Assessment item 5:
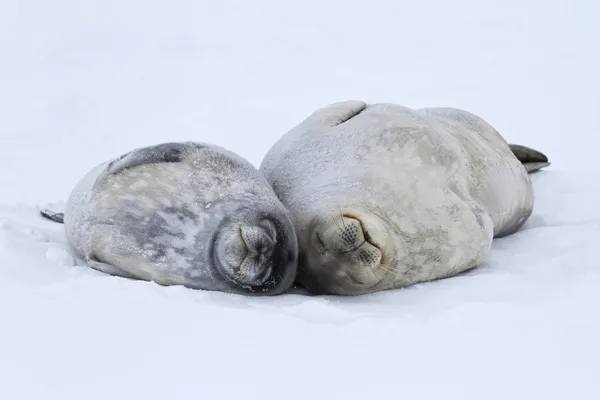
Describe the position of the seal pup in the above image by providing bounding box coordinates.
[259,100,550,296]
[40,141,298,295]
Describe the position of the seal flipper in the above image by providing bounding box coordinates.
[509,144,551,173]
[40,209,64,224]
[108,142,205,174]
[305,100,367,127]
[86,258,139,280]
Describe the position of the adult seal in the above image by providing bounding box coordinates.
[40,141,298,295]
[259,100,550,296]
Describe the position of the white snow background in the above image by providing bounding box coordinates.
[1,1,599,399]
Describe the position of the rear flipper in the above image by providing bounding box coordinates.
[509,144,551,173]
[40,209,64,224]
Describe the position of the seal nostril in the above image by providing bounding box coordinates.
[259,218,277,242]
[363,229,374,244]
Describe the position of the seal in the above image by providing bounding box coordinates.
[40,141,298,295]
[259,100,550,296]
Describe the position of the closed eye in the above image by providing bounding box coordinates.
[316,232,325,248]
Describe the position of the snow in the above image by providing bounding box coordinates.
[1,0,599,399]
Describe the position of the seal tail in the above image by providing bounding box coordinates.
[40,209,65,224]
[509,144,551,173]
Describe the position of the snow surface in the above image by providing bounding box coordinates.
[1,1,599,399]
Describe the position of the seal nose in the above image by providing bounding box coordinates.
[240,219,276,258]
[311,214,383,289]
[231,219,279,286]
[316,215,366,253]
[214,212,297,295]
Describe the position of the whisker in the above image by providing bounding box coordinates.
[380,264,396,274]
[378,265,394,274]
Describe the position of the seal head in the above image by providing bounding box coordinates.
[296,206,398,295]
[210,205,298,294]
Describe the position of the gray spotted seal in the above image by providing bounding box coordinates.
[40,141,298,295]
[259,100,550,296]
